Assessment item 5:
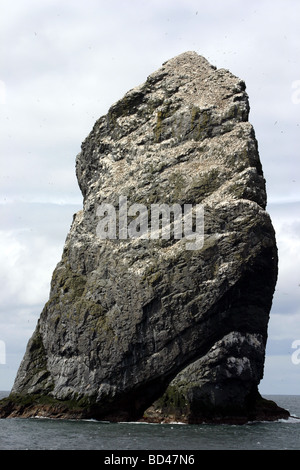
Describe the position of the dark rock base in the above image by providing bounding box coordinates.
[0,392,290,424]
[141,395,290,425]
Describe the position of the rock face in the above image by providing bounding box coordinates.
[1,52,289,422]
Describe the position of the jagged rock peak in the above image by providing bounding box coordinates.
[76,51,252,202]
[0,52,289,423]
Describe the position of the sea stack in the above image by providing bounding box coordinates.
[0,52,289,423]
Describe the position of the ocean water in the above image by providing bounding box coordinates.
[0,392,299,451]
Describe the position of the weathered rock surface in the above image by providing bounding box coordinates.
[0,52,289,422]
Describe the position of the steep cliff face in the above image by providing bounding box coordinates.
[1,52,289,422]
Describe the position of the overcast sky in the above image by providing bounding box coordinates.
[1,0,299,395]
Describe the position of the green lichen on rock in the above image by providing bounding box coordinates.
[11,325,54,396]
[154,102,176,142]
[27,329,49,376]
[190,106,212,141]
[150,384,190,420]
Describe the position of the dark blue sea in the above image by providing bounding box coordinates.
[0,392,299,451]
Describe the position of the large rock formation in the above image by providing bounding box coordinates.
[0,52,289,423]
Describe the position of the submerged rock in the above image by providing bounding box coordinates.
[0,52,289,422]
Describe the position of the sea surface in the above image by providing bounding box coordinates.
[0,392,299,451]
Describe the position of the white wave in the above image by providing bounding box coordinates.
[279,415,300,423]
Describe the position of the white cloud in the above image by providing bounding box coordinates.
[0,229,57,307]
[259,354,300,395]
[269,203,300,308]
[0,202,80,307]
[270,315,300,344]
[0,202,80,389]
